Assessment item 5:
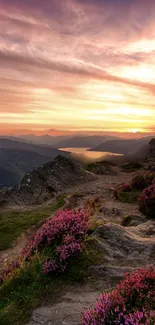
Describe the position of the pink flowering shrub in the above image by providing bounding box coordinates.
[82,267,155,325]
[0,209,91,285]
[139,184,155,218]
[24,209,90,275]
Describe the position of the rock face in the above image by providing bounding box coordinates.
[121,214,148,227]
[92,222,155,267]
[26,290,101,325]
[0,155,94,206]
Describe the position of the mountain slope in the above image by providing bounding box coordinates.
[0,149,55,187]
[0,139,70,187]
[55,135,119,148]
[89,137,152,154]
[0,138,70,157]
[15,134,73,146]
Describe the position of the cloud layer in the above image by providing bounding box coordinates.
[0,0,155,134]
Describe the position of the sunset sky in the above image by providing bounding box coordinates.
[1,0,155,135]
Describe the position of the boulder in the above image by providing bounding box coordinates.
[92,223,155,267]
[121,214,148,227]
[128,220,155,238]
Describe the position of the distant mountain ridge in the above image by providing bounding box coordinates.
[54,135,119,148]
[0,138,70,156]
[89,137,153,155]
[7,134,120,147]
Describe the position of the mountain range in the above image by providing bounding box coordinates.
[5,134,119,148]
[89,137,153,155]
[0,135,154,188]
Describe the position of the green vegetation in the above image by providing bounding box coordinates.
[0,196,65,251]
[0,239,103,325]
[120,162,143,173]
[117,190,141,203]
[86,160,116,172]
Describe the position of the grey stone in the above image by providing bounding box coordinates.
[0,155,95,206]
[92,222,155,267]
[121,214,148,227]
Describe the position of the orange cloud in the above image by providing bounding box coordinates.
[0,0,155,134]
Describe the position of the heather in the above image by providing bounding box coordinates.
[114,172,155,205]
[82,267,155,325]
[23,209,91,275]
[139,184,155,218]
[0,208,102,324]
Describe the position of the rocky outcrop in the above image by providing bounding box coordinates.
[0,155,94,206]
[121,214,148,227]
[92,222,155,267]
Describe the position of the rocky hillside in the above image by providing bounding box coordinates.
[0,138,70,187]
[89,137,152,154]
[0,155,94,206]
[0,165,154,325]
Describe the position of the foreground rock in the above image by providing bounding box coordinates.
[26,220,155,325]
[121,214,148,227]
[26,289,101,325]
[92,222,155,267]
[0,155,95,206]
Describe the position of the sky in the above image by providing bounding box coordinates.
[1,0,155,135]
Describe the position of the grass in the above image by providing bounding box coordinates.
[0,239,103,325]
[0,196,65,251]
[120,162,143,173]
[117,190,141,203]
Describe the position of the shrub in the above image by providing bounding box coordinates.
[114,183,134,202]
[138,184,155,218]
[144,172,155,187]
[0,209,91,285]
[23,209,90,275]
[121,162,143,172]
[131,175,145,190]
[82,266,155,325]
[114,183,131,198]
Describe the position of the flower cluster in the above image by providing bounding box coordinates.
[114,172,155,206]
[82,267,155,325]
[139,184,155,217]
[24,209,90,275]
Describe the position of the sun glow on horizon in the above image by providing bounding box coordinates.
[131,129,140,133]
[0,0,155,134]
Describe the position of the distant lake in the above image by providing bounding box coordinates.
[59,147,122,163]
